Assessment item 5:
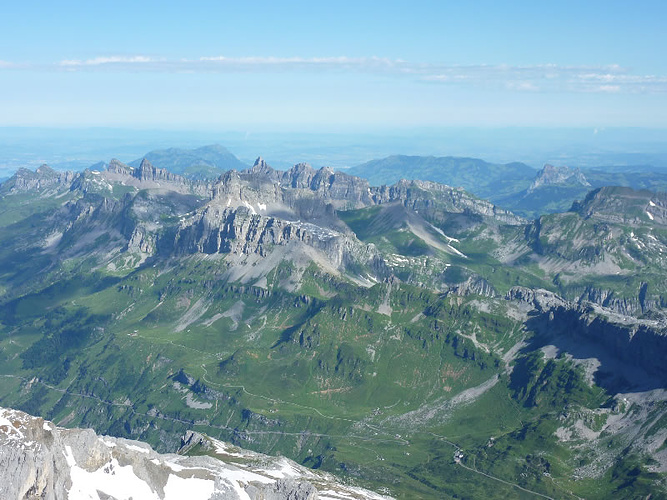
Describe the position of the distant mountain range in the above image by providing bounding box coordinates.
[347,155,536,201]
[348,155,667,217]
[28,143,667,219]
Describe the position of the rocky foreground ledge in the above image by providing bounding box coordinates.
[0,407,390,500]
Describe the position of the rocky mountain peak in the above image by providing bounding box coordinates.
[107,158,133,175]
[130,157,188,184]
[529,164,591,192]
[2,164,75,194]
[35,164,56,176]
[137,158,161,180]
[139,157,154,170]
[571,185,667,225]
[252,156,269,170]
[246,156,278,179]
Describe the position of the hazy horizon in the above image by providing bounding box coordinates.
[1,125,667,178]
[1,1,666,129]
[2,2,666,175]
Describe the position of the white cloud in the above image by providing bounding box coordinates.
[1,54,665,94]
[60,56,158,67]
[505,81,540,92]
[597,85,622,93]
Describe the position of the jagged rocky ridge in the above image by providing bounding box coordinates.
[5,157,667,308]
[1,157,523,286]
[1,165,76,195]
[0,406,389,500]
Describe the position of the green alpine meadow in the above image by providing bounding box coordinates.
[1,154,667,498]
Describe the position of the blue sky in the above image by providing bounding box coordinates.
[1,0,666,129]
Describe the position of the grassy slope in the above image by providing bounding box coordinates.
[0,257,661,498]
[0,187,665,498]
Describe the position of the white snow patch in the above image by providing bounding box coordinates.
[43,422,52,431]
[446,244,466,258]
[647,211,654,220]
[264,459,300,479]
[102,439,117,448]
[165,461,186,472]
[125,443,150,454]
[218,467,273,485]
[226,198,231,207]
[213,440,246,458]
[258,202,267,211]
[68,457,160,500]
[650,200,657,207]
[163,474,215,500]
[320,490,386,500]
[242,201,256,214]
[64,445,76,467]
[427,221,460,243]
[389,254,409,264]
[0,414,24,439]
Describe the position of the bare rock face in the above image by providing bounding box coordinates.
[102,158,208,195]
[370,179,525,225]
[505,286,569,311]
[532,303,667,382]
[528,164,590,193]
[279,163,373,208]
[171,205,387,278]
[0,407,390,500]
[506,286,667,383]
[0,164,75,195]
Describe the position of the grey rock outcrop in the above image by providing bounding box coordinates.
[171,205,388,277]
[0,407,390,500]
[505,286,569,311]
[102,158,210,195]
[528,164,590,193]
[0,164,75,195]
[370,179,525,225]
[506,286,667,383]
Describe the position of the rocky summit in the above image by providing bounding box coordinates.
[0,406,389,500]
[528,164,591,193]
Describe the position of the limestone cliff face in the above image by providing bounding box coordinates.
[571,186,667,225]
[370,179,525,225]
[225,158,374,213]
[279,163,373,208]
[1,164,75,195]
[0,407,388,500]
[528,164,590,193]
[171,205,386,275]
[541,304,667,382]
[102,158,210,196]
[573,284,667,317]
[506,286,667,382]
